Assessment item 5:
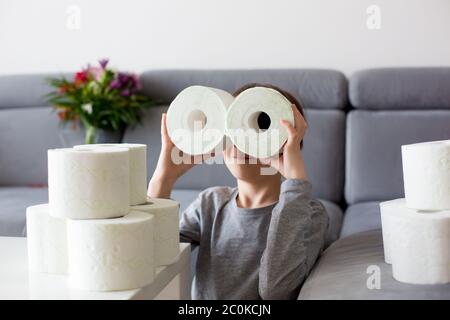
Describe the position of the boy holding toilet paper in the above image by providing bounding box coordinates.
[148,84,328,300]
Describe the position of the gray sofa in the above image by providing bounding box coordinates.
[300,68,450,299]
[1,68,449,299]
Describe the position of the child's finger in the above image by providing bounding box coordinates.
[161,113,174,146]
[161,113,168,137]
[280,119,298,142]
[160,114,167,144]
[162,113,169,135]
[160,113,165,135]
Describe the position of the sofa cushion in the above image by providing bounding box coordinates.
[0,73,72,109]
[340,202,381,239]
[0,187,49,236]
[345,110,450,204]
[350,68,450,110]
[0,107,70,185]
[298,230,450,300]
[139,69,347,110]
[303,110,345,203]
[124,107,345,203]
[1,187,342,247]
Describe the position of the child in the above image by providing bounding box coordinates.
[148,83,328,300]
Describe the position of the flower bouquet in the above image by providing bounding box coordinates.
[47,59,156,144]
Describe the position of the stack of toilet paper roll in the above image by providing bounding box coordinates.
[380,140,450,284]
[166,85,294,158]
[26,143,180,292]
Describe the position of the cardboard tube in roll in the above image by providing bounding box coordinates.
[133,198,180,266]
[67,211,155,291]
[166,86,234,155]
[402,140,450,210]
[74,143,147,205]
[26,204,67,274]
[48,147,130,219]
[226,87,294,158]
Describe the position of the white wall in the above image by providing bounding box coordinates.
[1,0,449,76]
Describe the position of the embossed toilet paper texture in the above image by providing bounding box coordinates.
[48,148,130,219]
[26,204,68,274]
[126,144,148,205]
[74,143,148,205]
[167,86,234,155]
[133,198,180,266]
[67,211,155,291]
[226,87,294,158]
[402,140,450,210]
[380,198,450,285]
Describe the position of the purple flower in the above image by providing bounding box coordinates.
[121,88,131,97]
[99,58,109,69]
[110,71,141,94]
[110,79,121,90]
[118,72,129,84]
[131,74,140,90]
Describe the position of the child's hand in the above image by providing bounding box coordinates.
[261,104,308,180]
[148,113,210,198]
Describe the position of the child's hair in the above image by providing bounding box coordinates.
[233,83,306,148]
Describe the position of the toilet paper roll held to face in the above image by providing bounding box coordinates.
[26,204,68,274]
[133,198,180,266]
[166,86,234,155]
[74,143,147,206]
[226,87,294,159]
[67,211,155,291]
[402,140,450,211]
[48,147,130,219]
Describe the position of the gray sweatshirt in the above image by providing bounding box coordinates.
[179,179,328,300]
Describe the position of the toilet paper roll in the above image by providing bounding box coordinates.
[226,87,294,158]
[26,204,67,274]
[133,198,180,266]
[379,200,398,264]
[402,140,450,210]
[48,147,130,219]
[166,86,234,155]
[381,198,450,285]
[67,211,155,291]
[74,143,147,205]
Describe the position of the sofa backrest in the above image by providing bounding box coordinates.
[123,69,347,203]
[4,68,449,206]
[0,73,77,186]
[345,68,450,205]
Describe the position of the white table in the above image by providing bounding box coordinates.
[0,237,191,300]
